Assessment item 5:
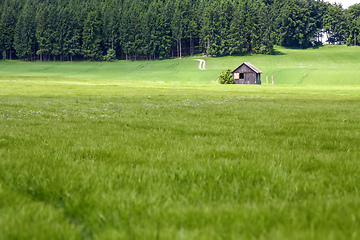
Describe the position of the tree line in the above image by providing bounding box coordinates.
[1,0,359,61]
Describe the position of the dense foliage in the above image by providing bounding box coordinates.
[218,69,233,84]
[0,0,359,61]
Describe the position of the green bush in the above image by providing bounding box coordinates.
[218,69,233,84]
[104,48,116,62]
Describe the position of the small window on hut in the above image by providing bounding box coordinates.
[234,73,239,79]
[240,73,244,79]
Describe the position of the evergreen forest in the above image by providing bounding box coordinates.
[1,0,360,61]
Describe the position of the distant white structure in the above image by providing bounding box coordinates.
[325,0,359,9]
[316,29,345,45]
[317,29,328,44]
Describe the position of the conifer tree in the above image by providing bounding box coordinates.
[102,0,120,53]
[82,10,103,60]
[0,0,19,59]
[323,3,348,44]
[159,0,173,58]
[14,0,36,60]
[172,0,185,58]
[61,4,82,61]
[228,2,246,55]
[346,4,360,46]
[36,3,52,61]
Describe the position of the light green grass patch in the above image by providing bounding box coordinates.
[1,45,360,85]
[0,58,217,84]
[207,45,360,85]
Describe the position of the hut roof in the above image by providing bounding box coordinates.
[231,62,262,74]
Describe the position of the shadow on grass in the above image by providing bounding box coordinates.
[272,49,286,55]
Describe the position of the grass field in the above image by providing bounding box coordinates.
[1,45,360,85]
[1,46,360,239]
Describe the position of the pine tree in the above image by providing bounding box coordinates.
[323,3,348,44]
[36,3,52,61]
[219,0,233,56]
[0,0,19,59]
[50,4,61,60]
[102,0,120,54]
[120,0,143,60]
[158,0,172,58]
[257,2,274,54]
[228,1,246,55]
[82,10,103,60]
[172,0,184,58]
[201,1,221,56]
[14,0,36,60]
[277,0,316,47]
[186,0,199,56]
[65,2,82,61]
[346,4,360,46]
[142,0,157,59]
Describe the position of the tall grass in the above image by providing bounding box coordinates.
[1,80,360,239]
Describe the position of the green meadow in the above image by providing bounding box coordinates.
[1,45,360,84]
[1,46,360,239]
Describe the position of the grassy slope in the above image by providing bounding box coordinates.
[208,45,360,85]
[1,45,360,85]
[0,58,215,84]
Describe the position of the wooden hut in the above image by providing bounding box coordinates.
[232,62,262,84]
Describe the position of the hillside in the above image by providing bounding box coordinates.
[1,45,360,85]
[219,45,360,85]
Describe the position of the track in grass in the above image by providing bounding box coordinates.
[193,59,206,70]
